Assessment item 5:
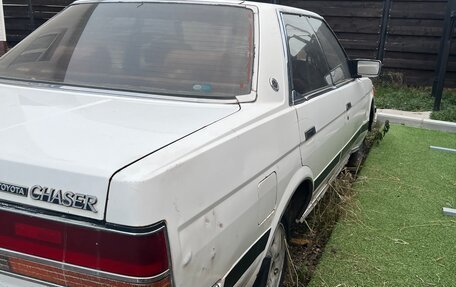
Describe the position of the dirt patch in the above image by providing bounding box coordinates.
[283,124,385,287]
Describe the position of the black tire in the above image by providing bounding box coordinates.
[347,141,367,171]
[368,100,376,132]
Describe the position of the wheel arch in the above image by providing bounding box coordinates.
[281,177,313,236]
[274,166,315,236]
[252,166,314,287]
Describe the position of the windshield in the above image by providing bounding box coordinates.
[0,3,254,99]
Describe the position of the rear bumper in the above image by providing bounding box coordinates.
[0,271,56,287]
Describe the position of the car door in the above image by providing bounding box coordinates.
[308,17,370,155]
[281,13,349,190]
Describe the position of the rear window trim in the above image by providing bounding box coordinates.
[71,1,259,102]
[0,77,243,104]
[0,2,258,102]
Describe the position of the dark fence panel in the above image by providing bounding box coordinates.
[280,0,455,87]
[3,0,72,46]
[284,0,383,59]
[2,0,455,87]
[383,0,456,86]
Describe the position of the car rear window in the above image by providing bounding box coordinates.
[0,3,254,99]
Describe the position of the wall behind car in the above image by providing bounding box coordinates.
[2,0,72,46]
[0,0,6,55]
[2,0,455,87]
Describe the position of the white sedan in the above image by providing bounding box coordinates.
[0,1,380,287]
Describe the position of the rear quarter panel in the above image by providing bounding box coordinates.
[107,104,301,287]
[106,6,304,287]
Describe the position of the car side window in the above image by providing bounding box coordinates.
[307,18,351,85]
[282,14,332,96]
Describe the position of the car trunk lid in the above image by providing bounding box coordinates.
[0,82,239,220]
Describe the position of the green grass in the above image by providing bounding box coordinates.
[374,83,456,122]
[308,125,456,287]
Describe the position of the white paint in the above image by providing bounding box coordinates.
[0,0,5,42]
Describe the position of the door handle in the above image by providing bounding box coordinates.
[346,102,352,111]
[305,126,316,141]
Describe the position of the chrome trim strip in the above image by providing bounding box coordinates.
[0,1,258,105]
[276,10,294,105]
[0,248,170,284]
[60,84,241,104]
[0,78,239,104]
[162,222,176,286]
[74,0,244,5]
[0,204,163,236]
[236,3,259,103]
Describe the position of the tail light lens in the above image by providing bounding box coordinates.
[0,209,171,286]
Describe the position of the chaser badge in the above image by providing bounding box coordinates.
[30,185,98,213]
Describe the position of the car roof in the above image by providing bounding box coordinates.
[71,0,323,19]
[73,0,244,4]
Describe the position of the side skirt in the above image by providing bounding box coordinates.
[299,121,369,222]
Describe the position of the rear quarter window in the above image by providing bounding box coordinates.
[307,18,352,85]
[282,14,332,96]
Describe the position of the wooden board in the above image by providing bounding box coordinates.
[286,0,383,17]
[383,57,456,71]
[345,49,379,59]
[390,1,447,19]
[388,19,444,36]
[385,35,456,54]
[325,16,382,34]
[382,67,456,86]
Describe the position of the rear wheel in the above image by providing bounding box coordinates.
[266,223,287,287]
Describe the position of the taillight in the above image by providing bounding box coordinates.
[0,209,172,286]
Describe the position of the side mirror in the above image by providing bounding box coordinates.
[349,59,382,78]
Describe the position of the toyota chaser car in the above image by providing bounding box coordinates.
[0,1,380,287]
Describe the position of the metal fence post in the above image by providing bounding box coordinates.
[0,0,6,56]
[377,0,392,61]
[431,0,456,111]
